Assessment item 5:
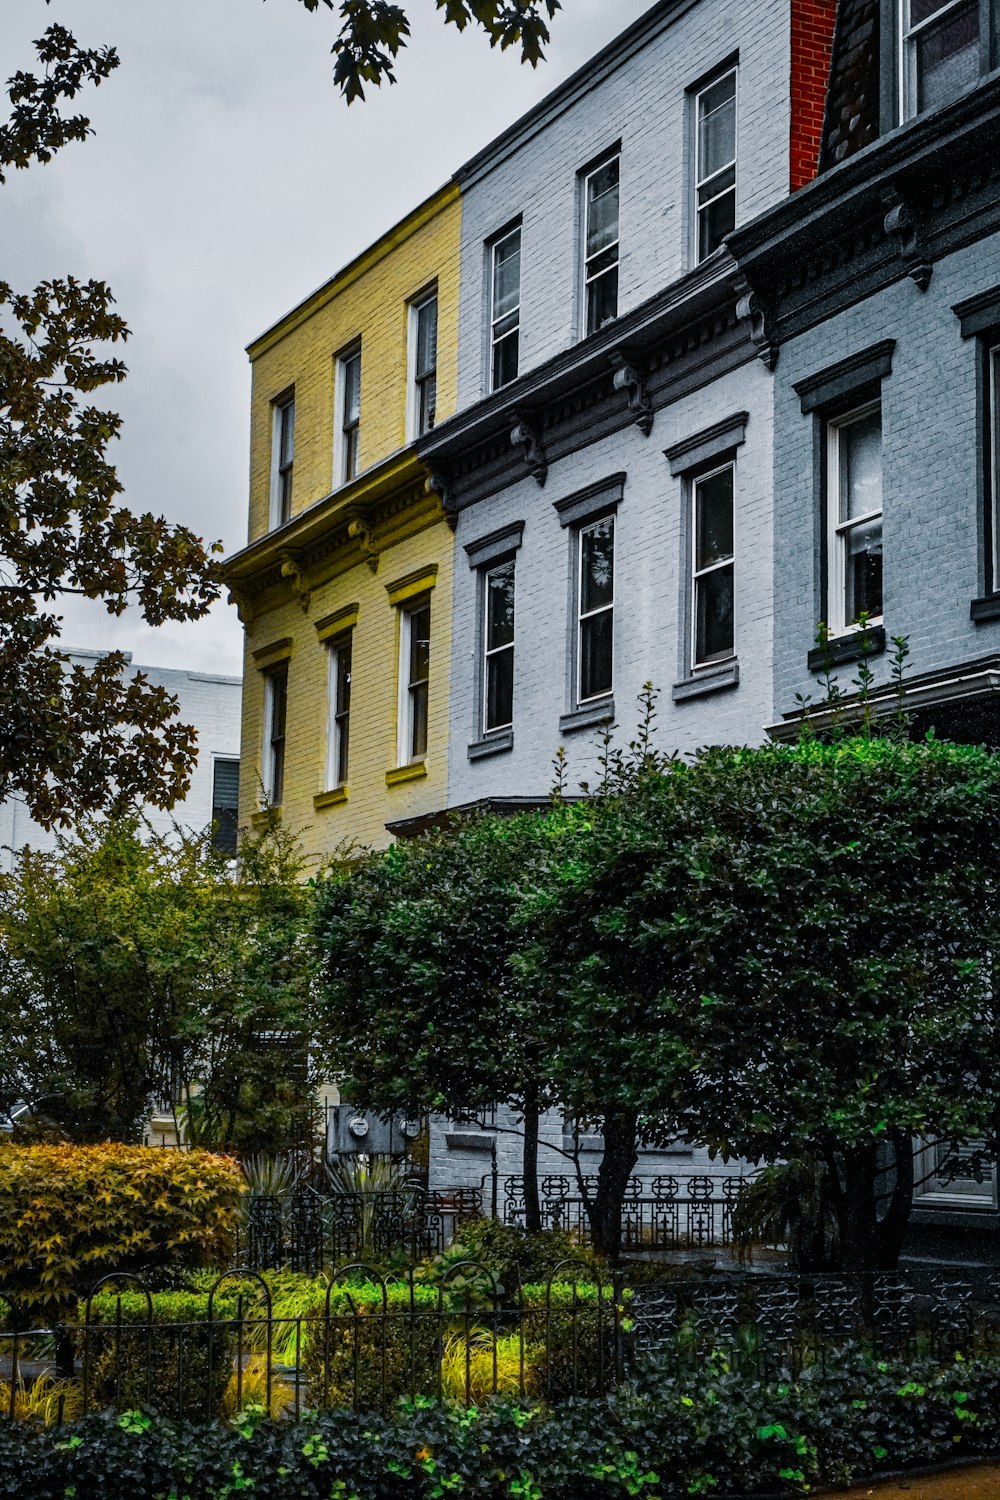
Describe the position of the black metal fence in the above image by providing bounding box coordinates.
[501,1173,751,1251]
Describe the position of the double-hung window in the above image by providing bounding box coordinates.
[263,661,288,805]
[901,0,981,117]
[582,154,620,336]
[827,402,884,632]
[326,634,352,789]
[577,515,615,703]
[410,290,438,437]
[398,598,430,763]
[483,558,515,734]
[211,758,240,856]
[339,346,362,484]
[270,391,295,527]
[489,226,521,392]
[692,464,736,667]
[694,67,737,263]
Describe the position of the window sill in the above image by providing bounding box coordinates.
[386,760,428,788]
[468,729,513,761]
[314,786,348,811]
[251,807,281,828]
[672,659,739,702]
[971,593,1000,623]
[807,625,886,672]
[559,697,615,735]
[444,1131,496,1152]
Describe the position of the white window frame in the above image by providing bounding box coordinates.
[826,400,884,636]
[334,345,362,487]
[488,225,521,394]
[576,514,615,706]
[407,287,439,441]
[899,0,981,120]
[325,633,352,790]
[581,152,620,338]
[693,65,738,265]
[262,662,288,805]
[268,391,295,529]
[482,557,516,736]
[914,1137,998,1207]
[396,597,431,766]
[691,461,736,670]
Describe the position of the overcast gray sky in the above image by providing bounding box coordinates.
[2,0,652,677]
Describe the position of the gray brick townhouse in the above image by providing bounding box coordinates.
[411,0,838,1207]
[729,0,1000,1254]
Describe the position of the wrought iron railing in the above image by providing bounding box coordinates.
[501,1173,752,1250]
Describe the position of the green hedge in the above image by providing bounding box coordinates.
[2,1344,1000,1496]
[82,1289,239,1419]
[300,1281,441,1411]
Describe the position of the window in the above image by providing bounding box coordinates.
[901,0,981,117]
[410,291,438,437]
[339,347,361,484]
[915,1138,998,1205]
[692,464,736,667]
[989,344,1000,591]
[263,662,288,805]
[489,226,521,392]
[483,558,515,734]
[326,634,352,788]
[582,154,620,336]
[270,392,295,527]
[577,515,615,703]
[694,67,737,263]
[398,598,430,763]
[827,402,884,632]
[211,758,240,856]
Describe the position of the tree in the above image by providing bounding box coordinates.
[0,814,317,1152]
[1,26,222,829]
[295,0,561,101]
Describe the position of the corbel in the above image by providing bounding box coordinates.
[510,409,547,487]
[882,187,932,291]
[226,585,255,626]
[278,549,311,612]
[609,349,653,436]
[733,272,779,371]
[346,510,381,573]
[425,471,458,533]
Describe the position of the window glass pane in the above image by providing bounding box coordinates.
[337,641,352,714]
[492,329,519,390]
[486,648,514,731]
[486,560,515,650]
[211,759,240,856]
[698,72,737,181]
[493,232,521,322]
[911,0,959,21]
[838,411,882,522]
[695,468,734,570]
[586,158,620,259]
[580,610,613,701]
[587,266,619,336]
[279,400,295,466]
[845,516,883,622]
[914,0,979,110]
[580,516,614,614]
[267,664,287,805]
[408,602,430,687]
[695,562,735,665]
[410,683,428,759]
[343,353,361,426]
[698,187,736,261]
[416,297,437,378]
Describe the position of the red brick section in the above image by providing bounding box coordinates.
[790,0,839,189]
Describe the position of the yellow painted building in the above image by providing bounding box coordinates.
[224,184,461,862]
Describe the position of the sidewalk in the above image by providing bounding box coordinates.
[836,1463,1000,1496]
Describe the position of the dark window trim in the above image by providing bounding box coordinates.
[794,340,896,414]
[665,411,748,477]
[553,471,626,528]
[673,659,739,702]
[686,47,740,101]
[464,520,525,570]
[807,625,887,672]
[954,285,1000,339]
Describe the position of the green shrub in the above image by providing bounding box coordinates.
[435,1217,603,1292]
[300,1280,441,1411]
[521,1280,627,1399]
[82,1289,238,1419]
[0,1144,243,1319]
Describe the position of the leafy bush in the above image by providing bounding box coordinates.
[300,1281,441,1411]
[521,1280,628,1400]
[440,1329,540,1404]
[82,1289,239,1419]
[435,1218,603,1292]
[0,1144,243,1318]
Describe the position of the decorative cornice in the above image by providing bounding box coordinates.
[510,410,547,487]
[954,285,1000,339]
[278,548,311,611]
[793,340,895,414]
[553,472,626,528]
[609,349,654,435]
[464,520,525,570]
[665,411,748,476]
[882,187,932,291]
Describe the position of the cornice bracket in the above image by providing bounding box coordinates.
[883,188,933,291]
[510,410,547,487]
[425,472,458,532]
[609,349,653,436]
[227,586,255,626]
[733,273,779,371]
[278,549,311,611]
[346,515,381,573]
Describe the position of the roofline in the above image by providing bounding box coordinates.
[456,0,698,190]
[246,180,459,361]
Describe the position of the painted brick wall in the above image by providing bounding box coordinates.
[447,358,776,805]
[790,0,838,189]
[771,233,1000,723]
[454,0,792,409]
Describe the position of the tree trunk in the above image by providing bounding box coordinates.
[589,1110,639,1262]
[874,1128,914,1270]
[521,1092,542,1234]
[840,1142,880,1271]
